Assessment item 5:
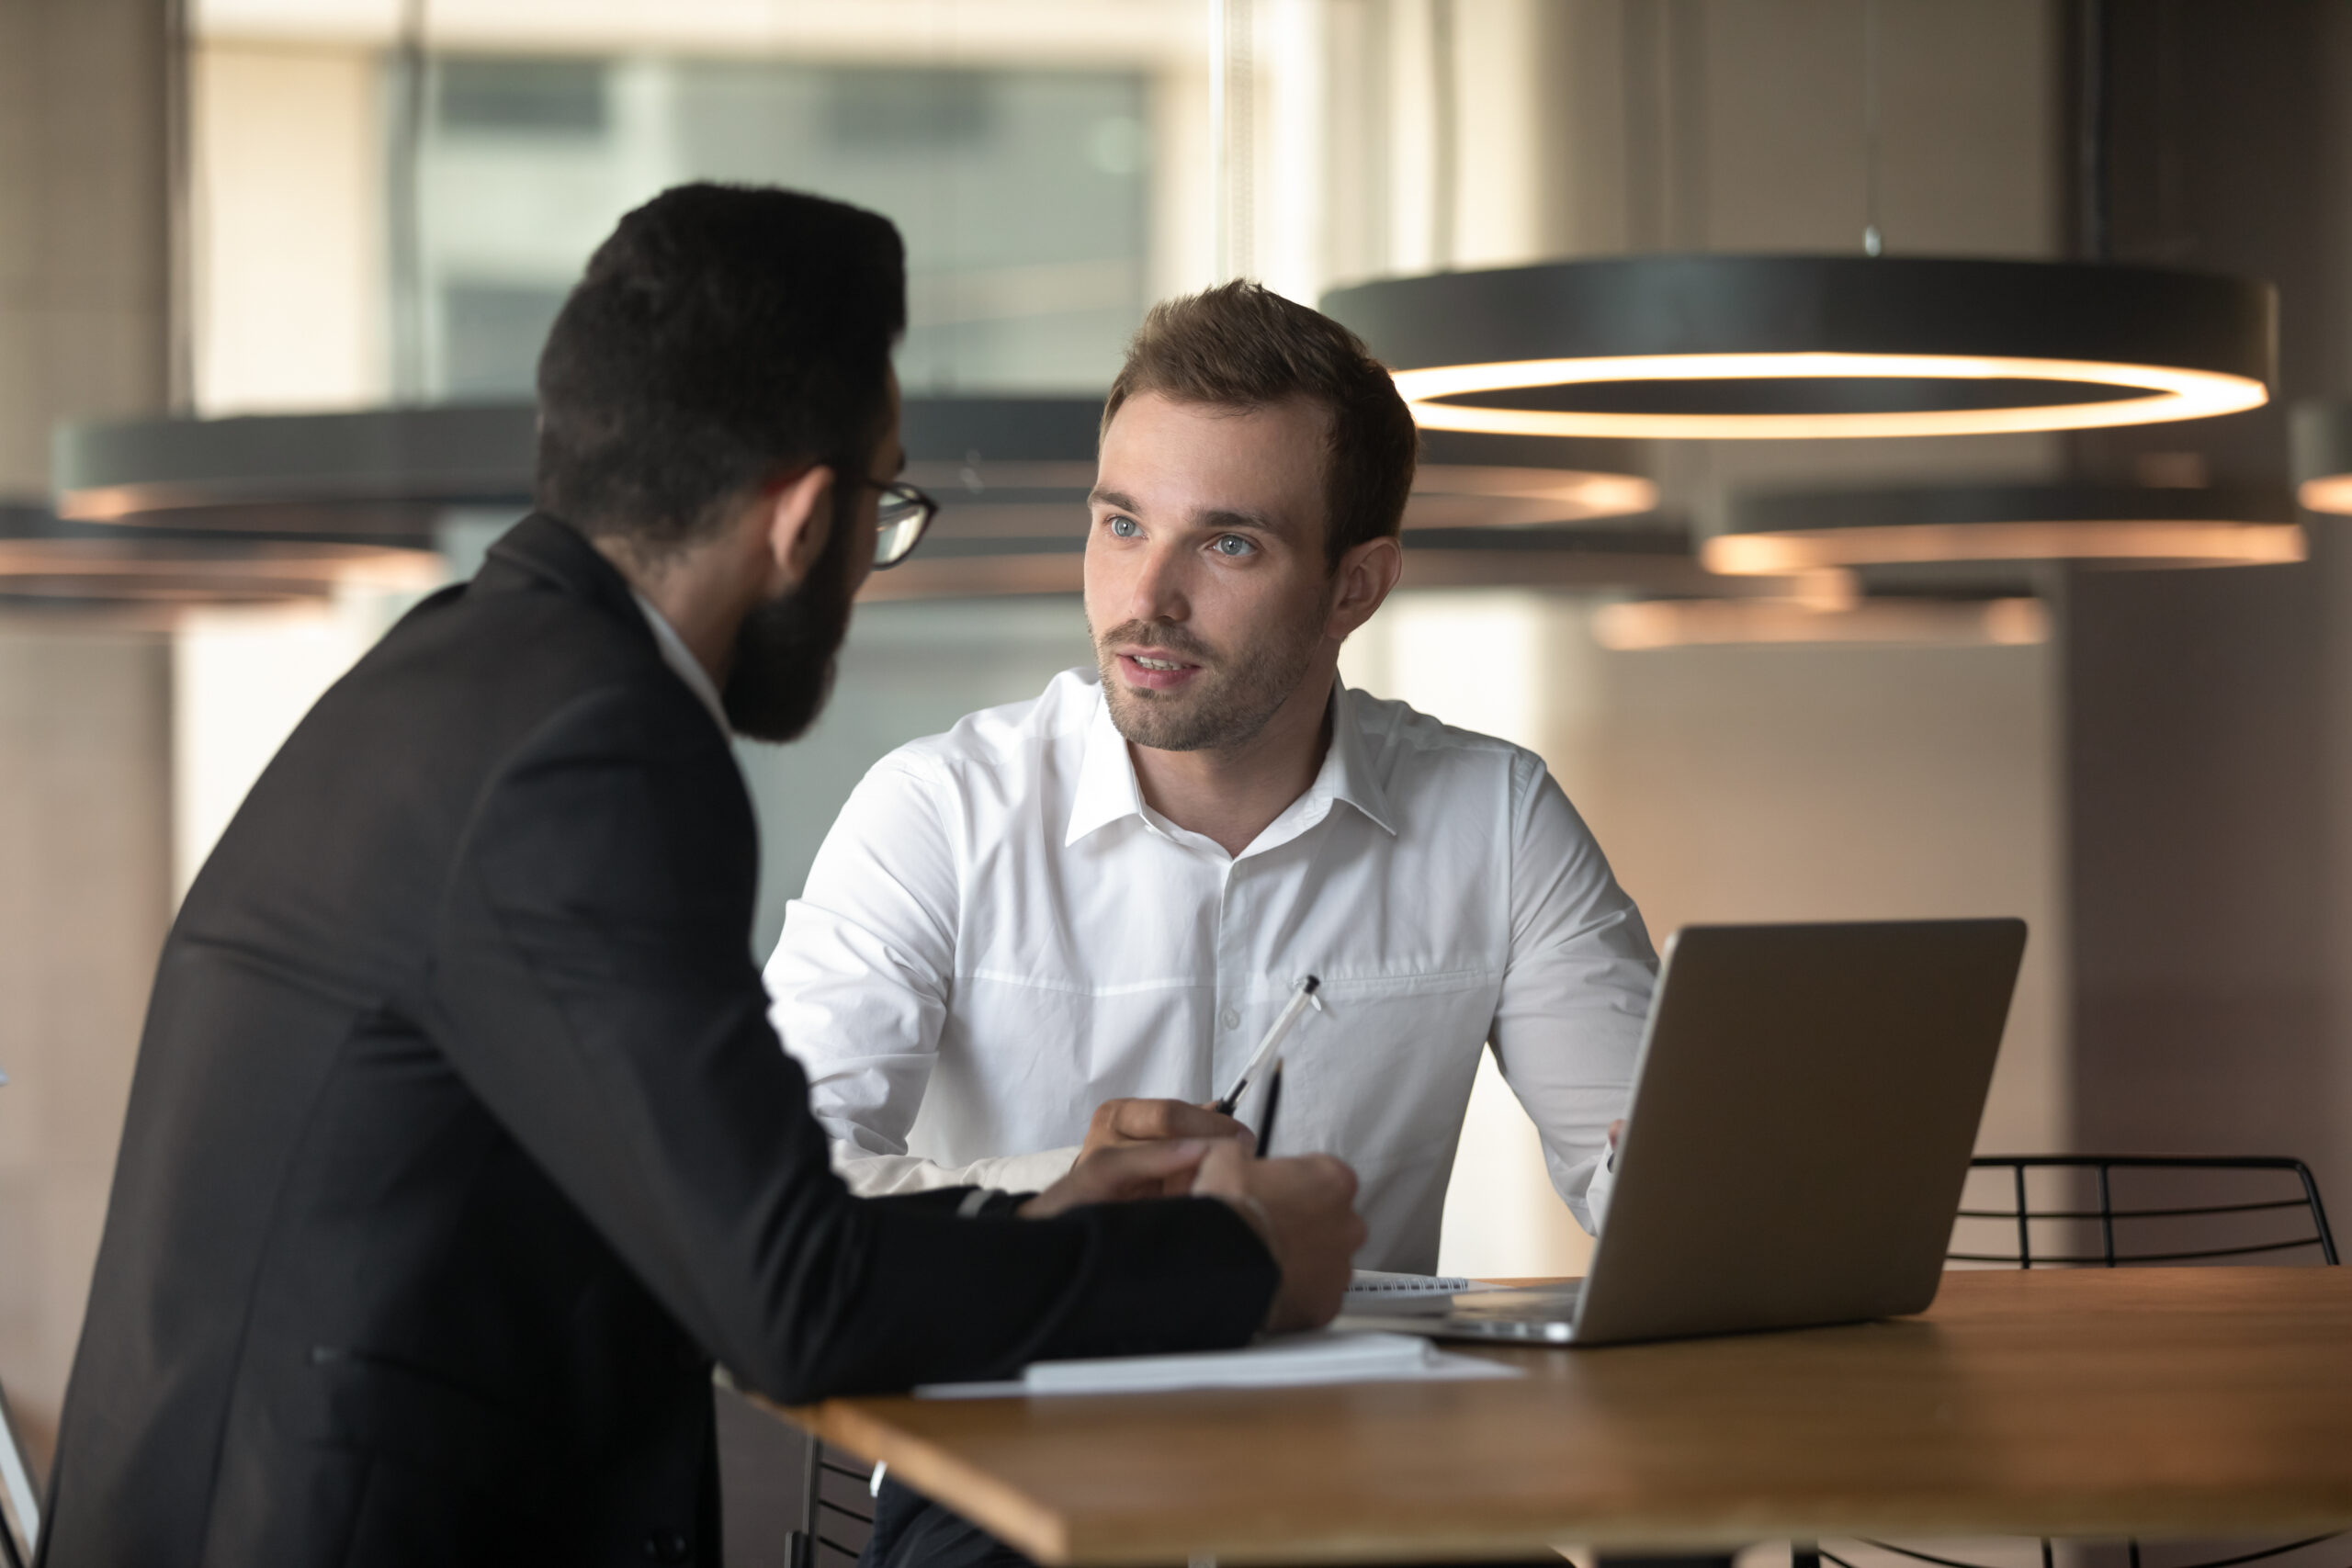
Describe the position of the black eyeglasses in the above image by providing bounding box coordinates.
[867,479,939,569]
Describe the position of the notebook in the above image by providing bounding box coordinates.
[913,1330,1520,1399]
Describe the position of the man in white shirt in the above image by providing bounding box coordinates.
[766,281,1655,1275]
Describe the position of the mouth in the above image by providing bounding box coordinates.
[1114,649,1204,693]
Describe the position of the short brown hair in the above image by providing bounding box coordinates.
[1102,281,1418,570]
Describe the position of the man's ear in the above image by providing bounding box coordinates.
[1325,535,1403,641]
[763,464,838,591]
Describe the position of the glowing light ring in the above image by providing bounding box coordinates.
[1703,520,2307,575]
[1396,353,2269,441]
[1327,255,2277,442]
[1593,597,2048,651]
[2291,403,2352,515]
[2300,477,2352,515]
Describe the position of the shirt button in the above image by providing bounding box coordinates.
[1219,1008,1240,1030]
[644,1530,690,1562]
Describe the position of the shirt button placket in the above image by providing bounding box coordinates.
[1213,861,1247,1087]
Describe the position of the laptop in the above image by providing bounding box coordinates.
[1343,918,2028,1348]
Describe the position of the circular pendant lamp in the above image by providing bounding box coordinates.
[57,398,1676,600]
[1406,430,1657,527]
[0,503,440,612]
[1593,594,2048,651]
[2290,400,2352,515]
[1321,255,2275,441]
[1705,484,2304,577]
[53,404,537,542]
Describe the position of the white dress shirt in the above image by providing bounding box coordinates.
[631,589,728,731]
[764,666,1656,1272]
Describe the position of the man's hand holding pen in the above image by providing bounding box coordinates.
[1026,975,1359,1329]
[1025,1091,1364,1333]
[1193,1135,1361,1333]
[1074,1097,1255,1185]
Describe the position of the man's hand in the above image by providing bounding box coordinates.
[1191,1139,1364,1334]
[1020,1138,1216,1219]
[1078,1098,1253,1166]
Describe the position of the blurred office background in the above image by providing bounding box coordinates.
[5,0,2351,1473]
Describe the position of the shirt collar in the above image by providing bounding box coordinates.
[1321,678,1398,837]
[1063,673,1398,850]
[1065,685,1148,847]
[630,590,729,732]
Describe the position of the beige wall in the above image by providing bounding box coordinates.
[1348,594,2062,1279]
[1542,615,2064,1166]
[0,623,171,1469]
[0,0,171,494]
[0,0,174,1472]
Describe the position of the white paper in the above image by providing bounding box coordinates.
[914,1330,1521,1400]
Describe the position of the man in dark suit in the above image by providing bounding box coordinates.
[36,185,1363,1568]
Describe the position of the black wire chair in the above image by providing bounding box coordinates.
[1799,1156,2342,1568]
[794,1438,882,1568]
[1949,1156,2336,1270]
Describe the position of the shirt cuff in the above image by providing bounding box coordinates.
[1585,1148,1619,1235]
[831,1140,1083,1198]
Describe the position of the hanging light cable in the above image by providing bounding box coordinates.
[1861,0,1883,257]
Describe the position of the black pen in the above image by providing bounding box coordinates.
[1256,1059,1283,1159]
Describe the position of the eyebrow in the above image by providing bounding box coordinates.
[1195,506,1280,533]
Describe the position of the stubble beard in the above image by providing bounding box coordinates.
[1090,598,1330,753]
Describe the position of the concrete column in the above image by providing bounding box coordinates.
[0,0,175,1470]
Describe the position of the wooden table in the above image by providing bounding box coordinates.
[775,1269,2352,1565]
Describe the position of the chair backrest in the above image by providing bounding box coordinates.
[803,1441,880,1568]
[0,1376,39,1568]
[1951,1156,2338,1269]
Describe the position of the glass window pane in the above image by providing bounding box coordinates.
[412,55,1152,400]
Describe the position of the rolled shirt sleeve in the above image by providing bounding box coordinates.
[767,754,1081,1195]
[1487,753,1656,1235]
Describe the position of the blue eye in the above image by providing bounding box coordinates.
[1212,535,1254,557]
[1108,516,1140,537]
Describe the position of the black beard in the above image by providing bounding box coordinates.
[721,493,858,743]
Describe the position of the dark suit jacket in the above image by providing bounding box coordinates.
[39,515,1276,1568]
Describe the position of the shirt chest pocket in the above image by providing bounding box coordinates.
[1257,967,1502,1169]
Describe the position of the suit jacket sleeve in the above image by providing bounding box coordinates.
[423,680,1276,1402]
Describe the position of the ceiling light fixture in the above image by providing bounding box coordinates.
[1592,596,2048,652]
[2290,400,2352,515]
[55,400,1673,599]
[1323,255,2274,442]
[1706,484,2304,576]
[1407,430,1657,527]
[0,504,441,612]
[1326,2,2272,444]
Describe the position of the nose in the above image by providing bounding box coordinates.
[1102,534,1190,628]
